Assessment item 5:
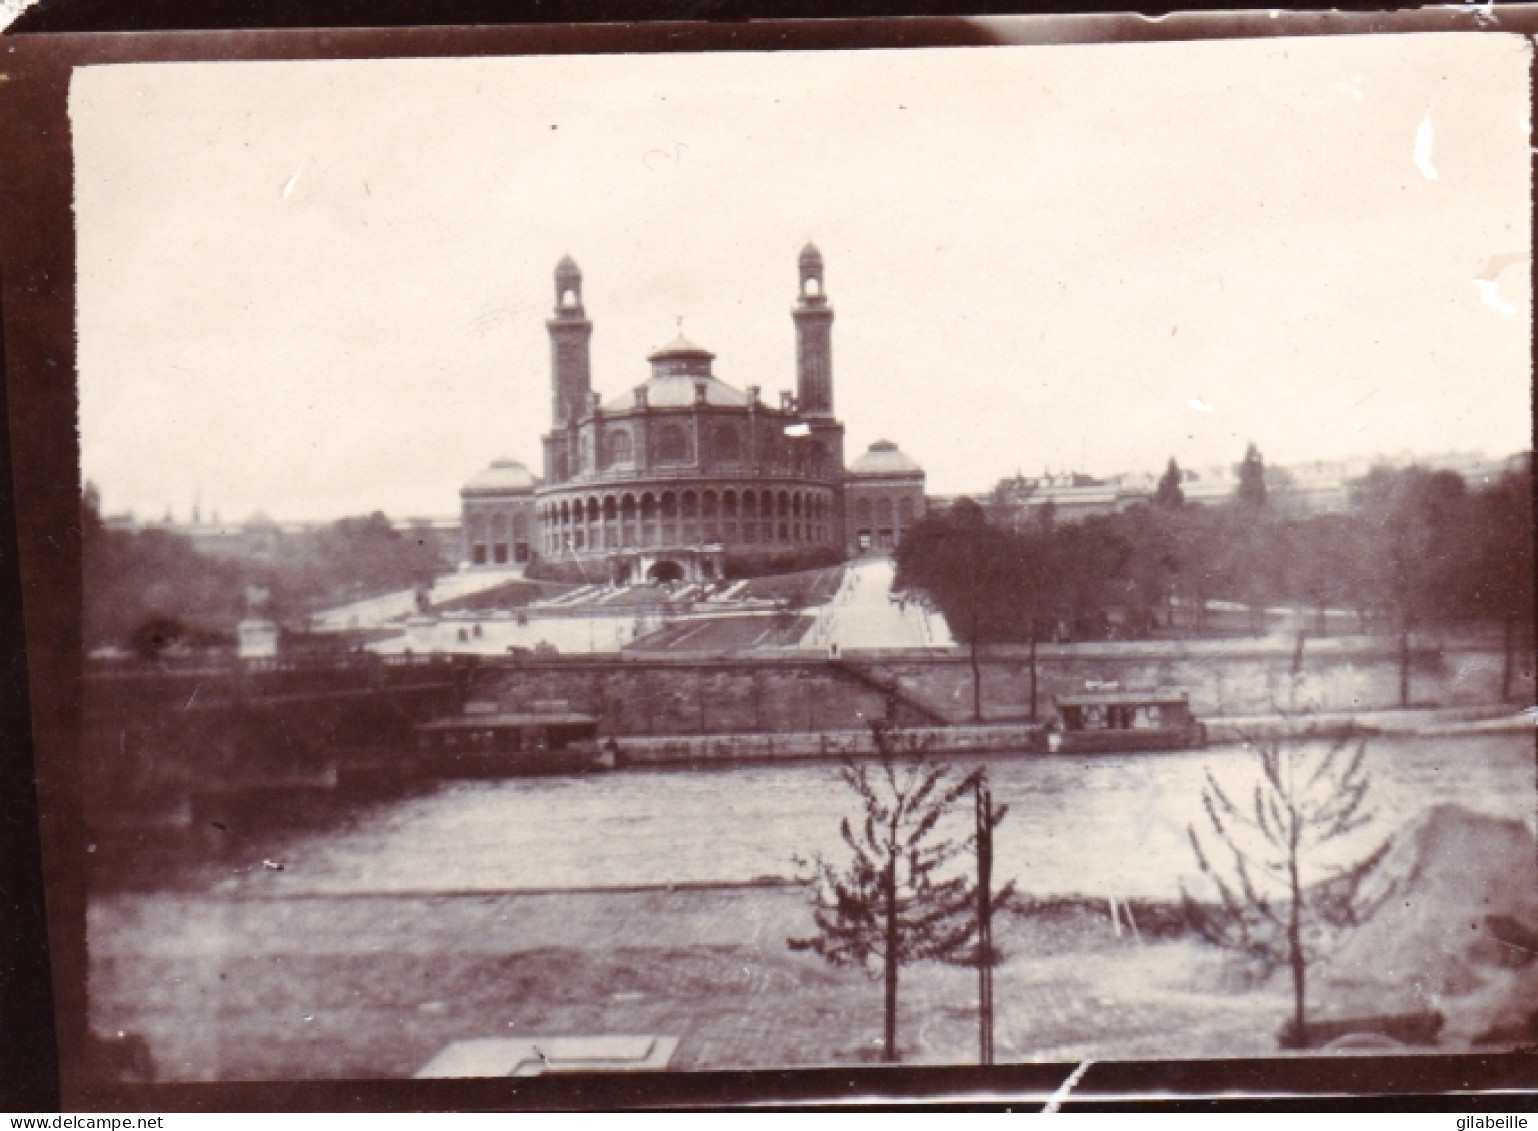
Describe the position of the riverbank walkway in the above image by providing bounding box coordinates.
[800,557,952,652]
[1204,702,1534,742]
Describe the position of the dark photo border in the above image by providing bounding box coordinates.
[2,7,1535,1112]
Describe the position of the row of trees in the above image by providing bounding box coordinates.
[83,487,444,653]
[794,710,1393,1060]
[894,455,1534,716]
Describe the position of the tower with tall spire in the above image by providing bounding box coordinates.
[505,244,920,584]
[548,255,592,428]
[793,243,834,417]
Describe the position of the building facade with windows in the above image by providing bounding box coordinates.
[461,246,924,584]
[845,440,926,554]
[460,459,537,566]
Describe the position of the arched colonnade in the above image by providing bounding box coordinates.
[538,485,835,555]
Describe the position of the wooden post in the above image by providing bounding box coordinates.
[884,853,899,1062]
[975,776,995,1066]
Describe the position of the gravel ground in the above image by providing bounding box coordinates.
[91,884,1304,1081]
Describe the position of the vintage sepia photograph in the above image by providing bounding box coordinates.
[39,22,1538,1091]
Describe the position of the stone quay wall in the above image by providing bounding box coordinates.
[611,722,1042,767]
[471,635,1530,738]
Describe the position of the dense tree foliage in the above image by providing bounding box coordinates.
[1237,442,1268,508]
[895,459,1534,697]
[83,488,446,651]
[893,498,1023,719]
[1155,458,1185,510]
[83,492,246,652]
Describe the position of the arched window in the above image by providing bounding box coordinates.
[702,491,718,518]
[661,492,678,518]
[559,500,570,525]
[682,491,698,518]
[793,493,803,518]
[856,498,872,526]
[587,496,600,524]
[490,513,511,564]
[606,430,633,467]
[723,490,738,519]
[804,277,820,298]
[777,491,790,517]
[899,497,915,524]
[561,288,578,309]
[621,495,637,521]
[713,425,741,462]
[877,497,894,525]
[656,424,689,463]
[603,496,618,521]
[512,512,527,539]
[641,493,657,521]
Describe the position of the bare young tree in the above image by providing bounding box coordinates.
[789,718,986,1062]
[1184,721,1392,1048]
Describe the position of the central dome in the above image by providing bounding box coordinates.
[645,332,713,362]
[603,372,750,412]
[598,329,755,410]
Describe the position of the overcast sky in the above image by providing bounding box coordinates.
[73,33,1532,523]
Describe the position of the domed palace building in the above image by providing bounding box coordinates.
[461,246,926,583]
[845,439,926,555]
[459,458,536,566]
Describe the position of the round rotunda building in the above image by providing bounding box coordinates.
[532,250,848,585]
[471,248,928,584]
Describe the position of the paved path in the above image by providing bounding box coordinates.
[1206,703,1534,741]
[312,567,526,631]
[801,557,952,652]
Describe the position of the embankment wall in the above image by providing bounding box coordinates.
[471,636,1531,735]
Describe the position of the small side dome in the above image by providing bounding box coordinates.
[849,440,923,477]
[799,242,823,267]
[555,255,582,282]
[461,458,537,496]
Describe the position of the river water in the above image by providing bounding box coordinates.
[245,731,1533,902]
